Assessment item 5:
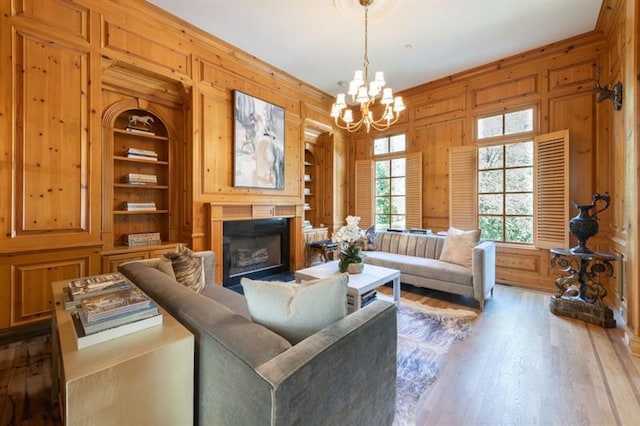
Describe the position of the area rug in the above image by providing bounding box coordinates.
[394,301,477,426]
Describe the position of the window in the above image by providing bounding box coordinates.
[478,142,533,243]
[478,109,533,139]
[476,108,534,243]
[374,134,406,230]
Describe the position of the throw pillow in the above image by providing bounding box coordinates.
[439,227,480,269]
[364,225,377,251]
[240,274,348,344]
[163,246,206,293]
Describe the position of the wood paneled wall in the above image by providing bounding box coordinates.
[347,0,639,355]
[0,0,336,330]
[350,30,607,292]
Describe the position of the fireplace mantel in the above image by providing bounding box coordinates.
[208,203,305,284]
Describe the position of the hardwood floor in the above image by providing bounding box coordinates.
[0,334,60,425]
[2,284,639,425]
[379,284,640,425]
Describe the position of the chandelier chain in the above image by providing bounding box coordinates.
[363,6,369,83]
[329,0,405,133]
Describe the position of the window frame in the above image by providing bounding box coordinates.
[477,139,534,244]
[474,105,537,245]
[373,133,407,231]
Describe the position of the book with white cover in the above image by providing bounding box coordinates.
[71,311,163,350]
[77,303,160,334]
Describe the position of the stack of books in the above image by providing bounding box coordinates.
[67,273,162,349]
[127,232,162,247]
[64,273,133,309]
[347,289,377,310]
[125,147,158,161]
[125,173,157,185]
[123,201,157,211]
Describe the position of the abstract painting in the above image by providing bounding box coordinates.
[233,91,285,189]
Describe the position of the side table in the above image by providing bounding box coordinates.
[549,248,618,328]
[51,279,195,425]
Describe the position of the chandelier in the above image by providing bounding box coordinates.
[330,0,405,133]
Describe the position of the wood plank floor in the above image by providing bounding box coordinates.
[379,283,640,426]
[2,284,639,425]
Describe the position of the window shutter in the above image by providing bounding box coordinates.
[534,129,570,249]
[449,146,477,230]
[406,152,423,229]
[355,160,374,228]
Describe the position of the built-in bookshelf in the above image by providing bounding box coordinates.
[109,108,175,254]
[304,148,317,226]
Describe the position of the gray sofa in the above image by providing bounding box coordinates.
[364,231,496,309]
[119,251,397,426]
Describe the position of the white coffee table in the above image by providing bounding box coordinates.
[295,261,401,311]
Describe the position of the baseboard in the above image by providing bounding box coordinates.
[0,320,51,345]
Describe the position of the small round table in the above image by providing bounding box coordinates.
[549,248,618,328]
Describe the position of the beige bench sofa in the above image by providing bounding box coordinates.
[364,231,496,310]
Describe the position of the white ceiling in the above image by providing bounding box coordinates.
[147,0,603,96]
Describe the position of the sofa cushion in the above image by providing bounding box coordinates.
[241,274,348,344]
[164,246,206,293]
[365,251,473,286]
[439,227,480,268]
[200,283,251,319]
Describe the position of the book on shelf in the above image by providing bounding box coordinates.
[126,153,159,161]
[71,310,163,350]
[67,273,132,300]
[125,127,156,136]
[80,287,153,323]
[126,232,162,247]
[123,201,157,211]
[126,147,157,156]
[76,302,160,335]
[124,173,157,184]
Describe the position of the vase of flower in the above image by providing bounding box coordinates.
[333,215,367,274]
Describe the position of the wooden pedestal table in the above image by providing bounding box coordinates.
[549,248,618,328]
[50,280,194,425]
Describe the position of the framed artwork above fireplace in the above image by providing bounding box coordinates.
[233,90,285,189]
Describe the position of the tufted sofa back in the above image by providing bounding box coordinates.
[373,231,446,259]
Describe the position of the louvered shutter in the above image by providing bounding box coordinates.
[405,152,423,229]
[534,129,570,249]
[449,146,477,230]
[355,160,374,228]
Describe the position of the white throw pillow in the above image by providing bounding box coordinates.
[439,227,480,268]
[241,274,348,344]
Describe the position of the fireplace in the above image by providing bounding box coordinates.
[222,218,290,287]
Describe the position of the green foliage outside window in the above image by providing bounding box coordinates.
[478,140,533,243]
[374,135,406,230]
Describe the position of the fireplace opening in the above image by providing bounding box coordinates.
[222,218,290,287]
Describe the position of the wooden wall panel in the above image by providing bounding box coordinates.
[414,93,465,122]
[548,61,594,92]
[548,93,595,210]
[0,247,99,328]
[15,32,88,234]
[102,21,191,78]
[415,120,465,228]
[472,74,538,108]
[15,0,89,41]
[200,90,232,196]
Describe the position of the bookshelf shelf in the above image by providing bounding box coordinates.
[108,108,175,250]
